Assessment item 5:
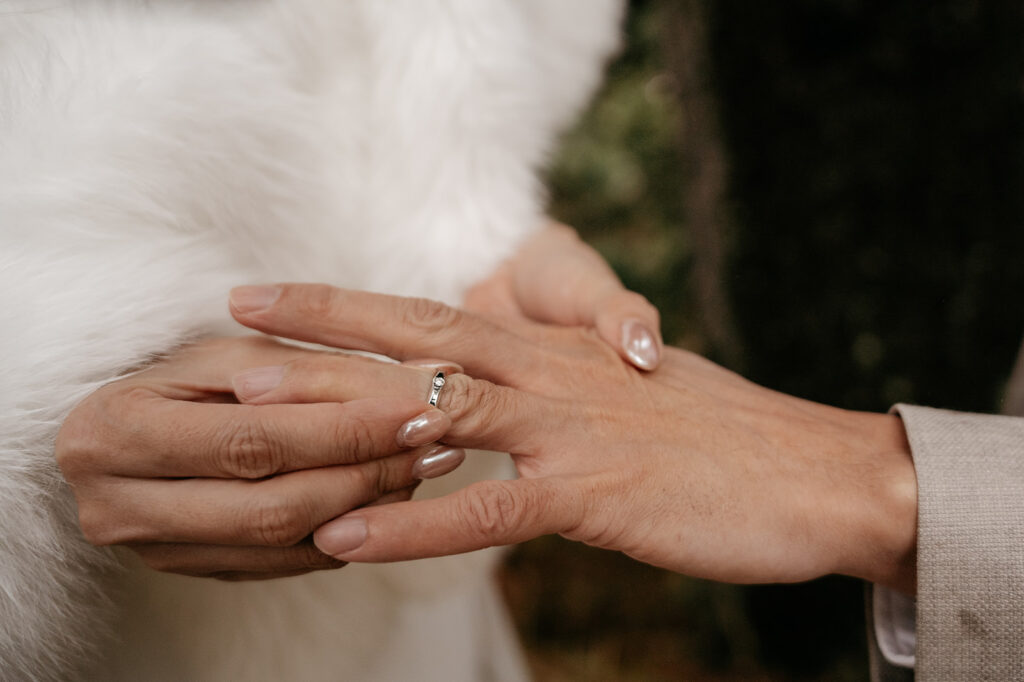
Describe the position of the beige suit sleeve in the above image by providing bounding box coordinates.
[870,405,1024,681]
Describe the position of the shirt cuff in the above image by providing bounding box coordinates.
[872,584,916,669]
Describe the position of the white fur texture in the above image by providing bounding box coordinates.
[0,1,622,680]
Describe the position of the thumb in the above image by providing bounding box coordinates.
[313,478,580,561]
[510,224,663,371]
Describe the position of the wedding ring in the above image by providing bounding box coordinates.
[427,371,446,407]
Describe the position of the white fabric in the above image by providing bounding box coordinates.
[873,585,917,669]
[0,1,624,679]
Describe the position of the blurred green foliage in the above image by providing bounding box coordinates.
[714,0,1024,414]
[507,0,1024,679]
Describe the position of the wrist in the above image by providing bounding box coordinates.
[840,411,918,592]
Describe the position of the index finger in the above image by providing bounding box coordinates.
[228,284,543,384]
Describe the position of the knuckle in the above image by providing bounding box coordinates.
[117,385,160,415]
[357,459,406,500]
[55,412,97,479]
[78,504,134,547]
[403,297,461,334]
[457,482,526,540]
[443,376,512,428]
[249,495,309,547]
[333,408,377,463]
[77,508,109,546]
[221,416,279,479]
[562,326,621,366]
[377,458,413,496]
[345,463,377,498]
[567,325,604,347]
[102,385,158,445]
[87,381,126,412]
[295,284,341,321]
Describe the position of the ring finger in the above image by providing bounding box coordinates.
[232,354,562,455]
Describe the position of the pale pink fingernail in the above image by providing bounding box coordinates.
[621,318,660,371]
[412,446,465,480]
[396,409,451,448]
[316,517,367,557]
[232,366,284,401]
[230,285,281,314]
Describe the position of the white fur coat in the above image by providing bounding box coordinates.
[0,1,622,680]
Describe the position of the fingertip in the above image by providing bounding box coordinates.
[592,290,663,370]
[231,365,284,402]
[619,318,662,371]
[412,445,466,480]
[229,285,282,316]
[396,408,451,448]
[314,515,368,559]
[593,290,663,370]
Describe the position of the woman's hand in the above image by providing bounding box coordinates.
[467,222,664,371]
[55,337,464,580]
[229,284,918,592]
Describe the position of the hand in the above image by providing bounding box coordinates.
[55,337,464,580]
[229,284,918,592]
[467,222,664,371]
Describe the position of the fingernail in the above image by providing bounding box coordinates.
[230,285,281,314]
[412,446,466,480]
[621,318,660,371]
[404,358,464,375]
[396,409,451,448]
[315,517,367,557]
[232,366,284,401]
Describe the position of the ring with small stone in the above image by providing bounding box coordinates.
[427,371,446,407]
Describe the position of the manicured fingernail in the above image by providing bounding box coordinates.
[412,446,466,480]
[396,409,451,448]
[232,366,284,401]
[621,318,660,370]
[316,517,367,557]
[230,285,281,313]
[404,358,464,375]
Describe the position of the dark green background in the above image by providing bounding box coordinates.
[502,1,1024,679]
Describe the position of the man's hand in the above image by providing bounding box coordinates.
[56,337,463,580]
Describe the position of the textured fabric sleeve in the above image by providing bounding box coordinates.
[889,404,1024,680]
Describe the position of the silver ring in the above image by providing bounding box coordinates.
[427,371,446,407]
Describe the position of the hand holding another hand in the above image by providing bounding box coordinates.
[56,337,460,580]
[229,282,918,593]
[55,223,659,582]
